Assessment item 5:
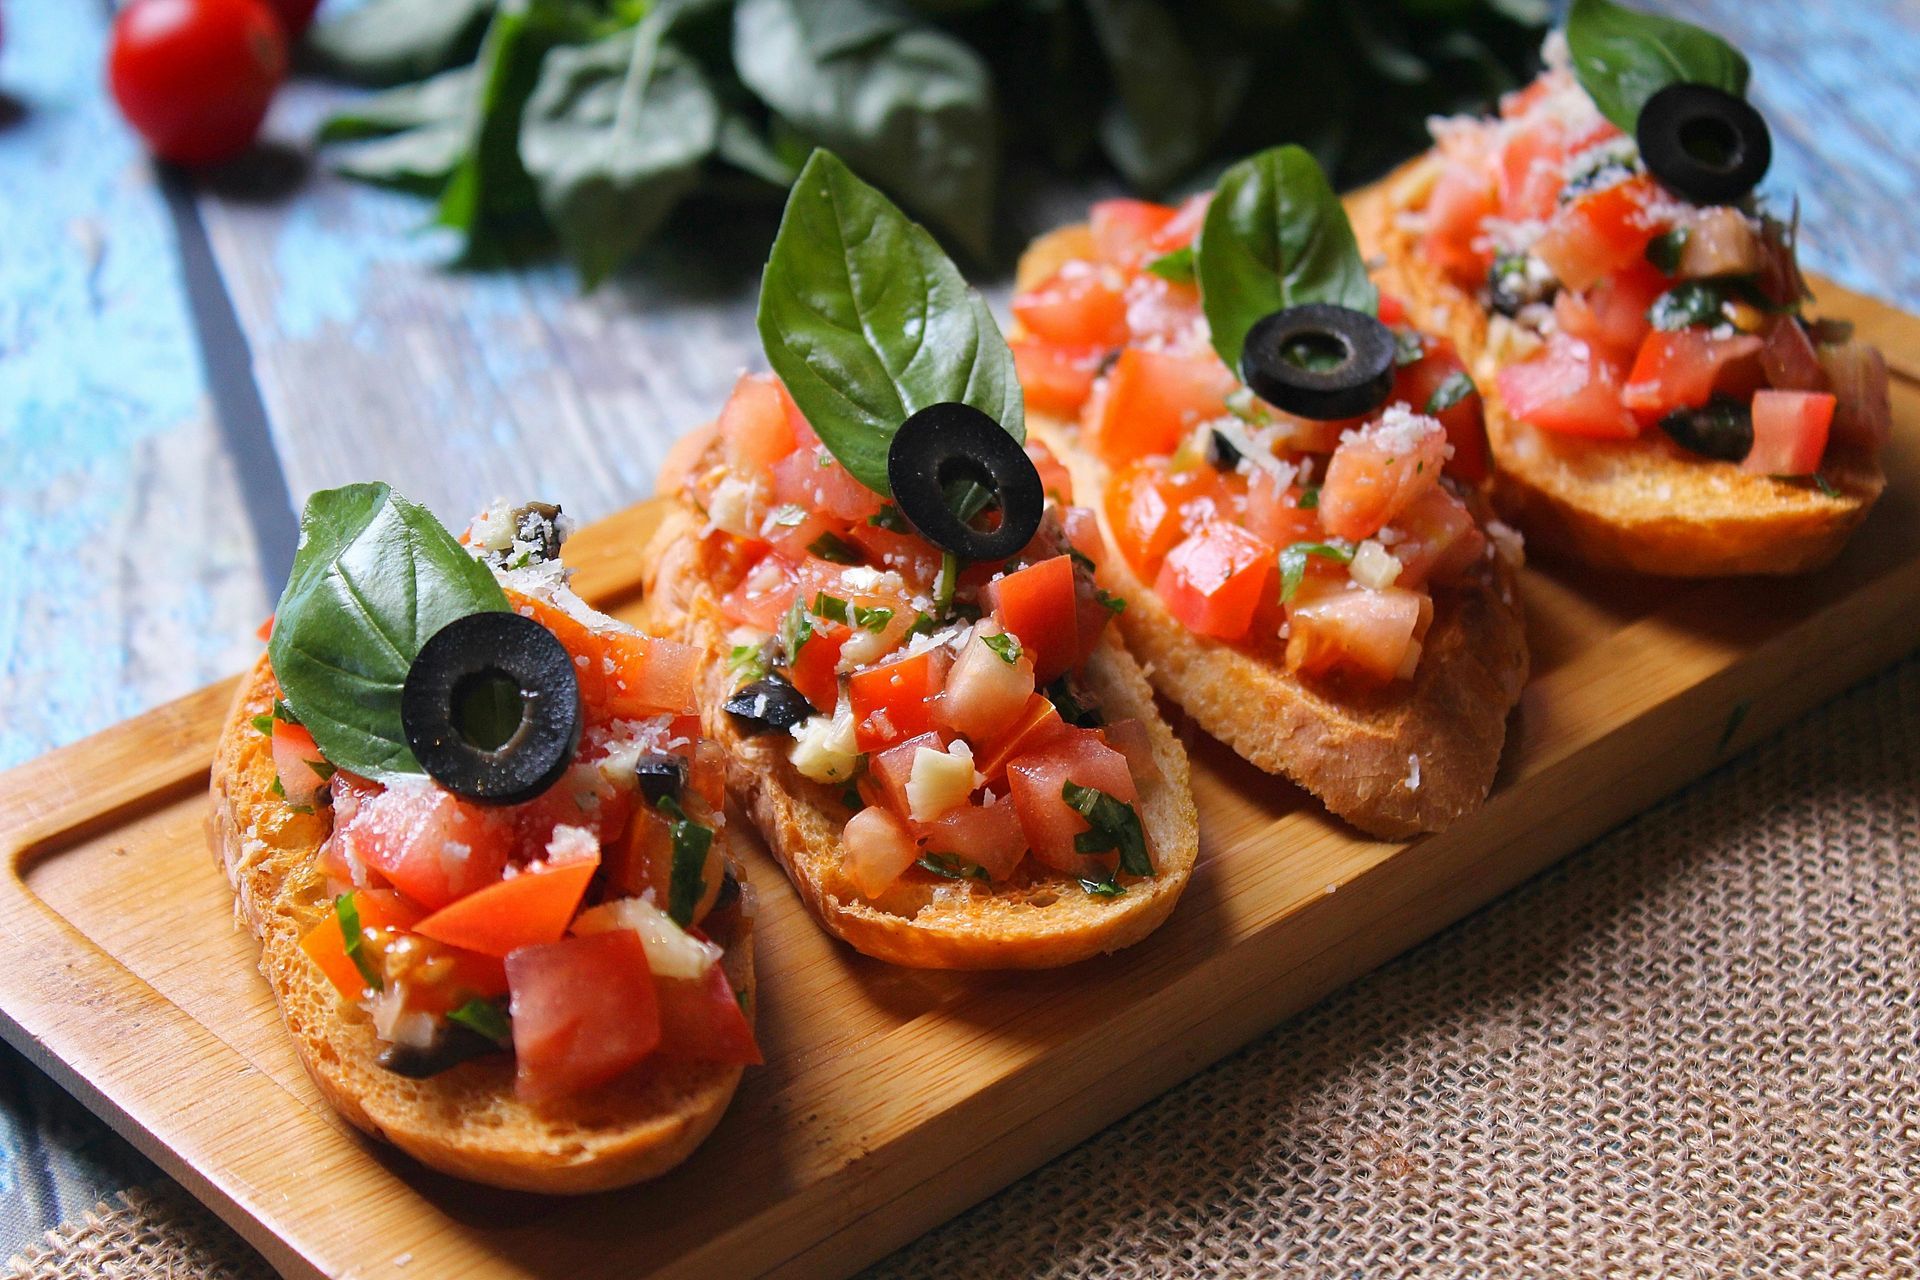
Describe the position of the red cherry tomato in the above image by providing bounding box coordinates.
[108,0,286,167]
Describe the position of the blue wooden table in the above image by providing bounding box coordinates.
[1,0,1917,1263]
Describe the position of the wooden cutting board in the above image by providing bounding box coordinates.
[2,278,1916,1280]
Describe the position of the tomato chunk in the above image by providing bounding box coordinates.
[1013,338,1104,418]
[413,829,601,958]
[300,889,422,1000]
[507,931,659,1103]
[1533,175,1665,292]
[337,780,514,912]
[1319,411,1448,541]
[842,805,921,899]
[850,647,951,752]
[916,792,1027,882]
[1422,163,1498,287]
[654,962,760,1065]
[718,372,797,474]
[868,731,945,822]
[1552,259,1669,367]
[1391,341,1489,483]
[270,719,330,808]
[1287,585,1428,685]
[1742,391,1834,476]
[1496,335,1640,440]
[984,556,1081,683]
[972,692,1071,782]
[1082,348,1236,466]
[1013,262,1129,349]
[1006,731,1138,873]
[1089,198,1177,268]
[1154,523,1275,642]
[1621,330,1764,427]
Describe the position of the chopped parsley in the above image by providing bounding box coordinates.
[807,530,862,564]
[982,631,1023,665]
[906,611,938,639]
[1061,782,1152,877]
[335,893,382,992]
[1079,871,1125,898]
[1045,675,1103,728]
[867,503,912,533]
[1394,329,1426,366]
[854,604,894,633]
[729,642,770,686]
[447,998,511,1045]
[1278,540,1354,603]
[1425,371,1475,414]
[1144,244,1195,283]
[657,795,714,927]
[1067,545,1097,572]
[1644,227,1689,274]
[780,597,814,663]
[251,712,275,737]
[934,550,959,616]
[1298,485,1320,510]
[917,853,990,882]
[812,592,851,624]
[1096,588,1127,614]
[1814,473,1841,499]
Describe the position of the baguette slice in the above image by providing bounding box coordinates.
[1349,159,1886,577]
[1017,225,1529,839]
[209,655,756,1193]
[640,495,1200,970]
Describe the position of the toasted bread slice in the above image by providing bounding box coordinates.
[209,656,756,1193]
[1349,159,1886,577]
[640,499,1200,970]
[1015,226,1529,839]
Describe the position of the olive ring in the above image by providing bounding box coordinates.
[1637,82,1771,207]
[1240,303,1397,421]
[886,402,1044,562]
[401,611,582,805]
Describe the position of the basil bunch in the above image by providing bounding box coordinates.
[312,0,1545,287]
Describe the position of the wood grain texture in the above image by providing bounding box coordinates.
[0,280,1912,1280]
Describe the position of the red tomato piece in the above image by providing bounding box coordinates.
[1552,259,1670,367]
[1089,199,1177,268]
[868,731,946,822]
[1390,342,1490,483]
[983,555,1080,683]
[1154,523,1275,642]
[1243,469,1322,553]
[1621,330,1765,427]
[1146,193,1210,256]
[654,963,761,1065]
[842,805,921,898]
[1496,118,1567,222]
[1013,262,1130,349]
[916,793,1027,882]
[1759,317,1829,393]
[1013,338,1104,418]
[1119,273,1203,346]
[337,782,514,912]
[1532,176,1665,293]
[507,931,660,1103]
[1819,341,1892,455]
[1081,348,1237,466]
[1287,584,1428,685]
[786,617,848,714]
[772,446,885,524]
[300,889,422,1000]
[1743,391,1835,476]
[972,692,1070,783]
[1005,731,1138,873]
[514,760,634,852]
[1099,718,1161,786]
[718,557,799,632]
[1421,163,1498,287]
[270,718,330,808]
[413,832,601,958]
[1027,440,1075,505]
[109,0,287,167]
[1391,487,1487,589]
[1319,412,1449,541]
[1496,334,1641,439]
[718,372,798,474]
[850,647,952,753]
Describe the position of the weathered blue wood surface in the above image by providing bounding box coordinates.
[0,0,1917,1264]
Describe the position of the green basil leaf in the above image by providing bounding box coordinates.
[780,596,814,663]
[812,592,851,624]
[658,795,715,927]
[1078,872,1126,898]
[807,530,863,564]
[269,483,508,779]
[1645,226,1689,274]
[447,997,512,1044]
[1060,781,1152,878]
[336,894,383,992]
[251,713,275,738]
[1145,244,1195,284]
[982,631,1022,665]
[1565,0,1750,132]
[519,21,720,287]
[733,0,997,260]
[1648,279,1733,330]
[1425,371,1476,414]
[320,65,478,197]
[917,853,990,882]
[1194,144,1378,370]
[1278,539,1355,603]
[757,149,1023,495]
[307,0,498,87]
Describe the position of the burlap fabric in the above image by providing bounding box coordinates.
[11,653,1918,1280]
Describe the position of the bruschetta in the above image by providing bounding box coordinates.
[1349,0,1892,576]
[1009,147,1528,838]
[210,486,758,1192]
[643,150,1199,969]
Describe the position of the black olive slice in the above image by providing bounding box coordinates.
[401,611,582,805]
[723,674,814,736]
[1240,304,1397,421]
[1659,396,1753,462]
[632,752,686,805]
[376,1021,503,1078]
[886,402,1044,562]
[1637,83,1771,206]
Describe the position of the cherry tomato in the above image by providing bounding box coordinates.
[109,0,286,167]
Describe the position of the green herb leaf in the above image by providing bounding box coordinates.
[1425,371,1476,414]
[658,795,714,927]
[733,0,997,260]
[1061,782,1152,878]
[757,149,1023,496]
[1145,244,1196,283]
[867,504,912,532]
[1096,588,1127,615]
[307,0,497,87]
[447,997,512,1045]
[1194,144,1378,370]
[853,604,894,633]
[906,611,938,639]
[807,530,863,564]
[982,631,1022,665]
[729,642,770,686]
[269,483,508,780]
[1078,872,1126,898]
[1814,473,1840,499]
[1298,485,1321,510]
[1645,226,1689,274]
[812,592,851,624]
[917,853,990,882]
[319,65,478,197]
[336,894,383,992]
[1648,279,1733,331]
[1565,0,1750,132]
[933,549,960,617]
[252,713,275,738]
[780,596,814,663]
[1278,539,1355,603]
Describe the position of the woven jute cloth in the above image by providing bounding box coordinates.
[11,654,1919,1279]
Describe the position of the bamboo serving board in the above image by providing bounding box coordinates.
[2,278,1917,1280]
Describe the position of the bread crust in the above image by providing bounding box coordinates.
[1349,158,1886,578]
[208,655,755,1193]
[640,504,1201,969]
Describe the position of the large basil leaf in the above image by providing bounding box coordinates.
[756,149,1023,495]
[1194,144,1378,370]
[732,0,997,261]
[520,18,720,286]
[307,0,498,87]
[269,484,508,780]
[319,65,478,197]
[1565,0,1750,131]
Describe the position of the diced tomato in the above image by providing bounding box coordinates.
[654,962,760,1065]
[916,792,1026,882]
[1496,334,1641,439]
[1119,273,1203,346]
[1287,584,1429,685]
[984,555,1080,683]
[938,624,1036,744]
[842,520,942,588]
[1390,343,1490,483]
[1499,77,1554,119]
[869,731,945,822]
[507,930,660,1103]
[1760,316,1829,393]
[1533,175,1665,293]
[1552,259,1669,367]
[1496,118,1566,222]
[1675,208,1763,278]
[1005,730,1138,873]
[413,830,601,958]
[842,805,921,899]
[772,445,885,524]
[762,507,841,563]
[1391,487,1486,589]
[256,613,274,642]
[1107,459,1223,574]
[1421,162,1498,287]
[719,556,799,632]
[1243,469,1322,551]
[1089,198,1177,268]
[605,802,671,900]
[850,647,951,752]
[1378,294,1408,327]
[1013,338,1104,418]
[514,760,634,852]
[270,719,330,808]
[1743,391,1835,476]
[1819,341,1892,455]
[1154,523,1275,642]
[1621,330,1765,427]
[1146,192,1209,256]
[1319,413,1448,541]
[1081,348,1236,466]
[337,782,514,912]
[300,889,422,1000]
[1099,718,1161,786]
[1027,440,1074,505]
[972,692,1070,783]
[786,617,848,714]
[718,372,797,474]
[1013,261,1130,349]
[509,593,698,718]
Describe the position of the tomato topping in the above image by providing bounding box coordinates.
[1106,459,1227,575]
[983,555,1081,683]
[1390,487,1487,589]
[1027,440,1075,506]
[1146,193,1210,257]
[1081,348,1236,466]
[917,792,1026,882]
[1089,199,1178,268]
[337,782,515,912]
[1099,718,1161,786]
[509,592,699,718]
[937,624,1036,744]
[1013,338,1104,418]
[1496,334,1641,439]
[301,889,423,1000]
[1319,412,1448,541]
[1242,469,1322,551]
[1495,118,1567,222]
[1390,340,1488,483]
[772,445,884,524]
[1287,584,1429,685]
[654,962,760,1065]
[972,693,1070,782]
[1154,523,1275,642]
[1006,730,1137,873]
[1819,341,1892,455]
[719,372,798,474]
[1013,262,1130,349]
[850,647,952,752]
[1759,317,1829,393]
[413,830,601,958]
[868,732,946,822]
[719,557,799,632]
[507,930,660,1103]
[1532,176,1665,293]
[1422,163,1499,287]
[842,805,921,899]
[1743,391,1835,476]
[786,615,848,714]
[1621,330,1765,427]
[270,718,330,809]
[1552,259,1670,367]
